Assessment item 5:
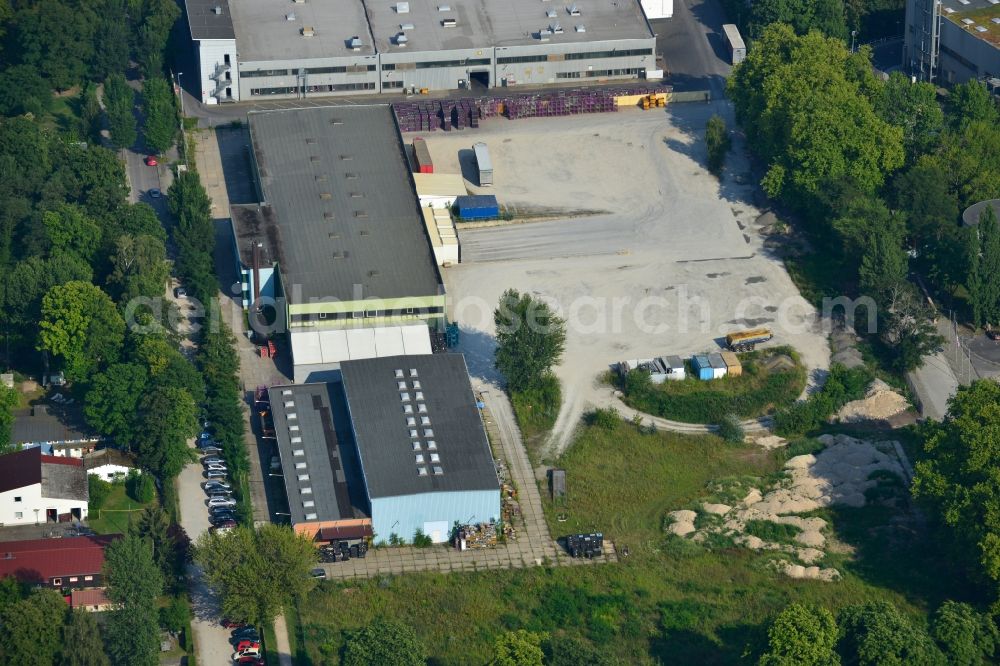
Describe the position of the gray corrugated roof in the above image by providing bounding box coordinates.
[339,354,500,499]
[185,0,236,40]
[12,407,102,446]
[268,383,369,526]
[231,0,374,61]
[247,106,442,304]
[40,460,88,502]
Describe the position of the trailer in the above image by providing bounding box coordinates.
[412,137,433,173]
[723,24,746,65]
[473,142,493,186]
[725,328,773,352]
[454,194,499,220]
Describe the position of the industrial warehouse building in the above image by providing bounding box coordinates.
[185,0,657,104]
[905,0,1000,84]
[270,353,500,545]
[230,105,445,383]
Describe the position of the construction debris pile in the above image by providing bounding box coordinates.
[835,379,911,424]
[453,520,513,550]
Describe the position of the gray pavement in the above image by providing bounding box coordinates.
[652,0,732,98]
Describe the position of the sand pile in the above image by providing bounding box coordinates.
[836,379,910,423]
[665,434,906,581]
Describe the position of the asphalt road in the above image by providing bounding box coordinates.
[652,0,733,98]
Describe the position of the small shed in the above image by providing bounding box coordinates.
[691,355,714,381]
[639,358,669,384]
[720,351,742,377]
[707,353,728,379]
[660,355,685,381]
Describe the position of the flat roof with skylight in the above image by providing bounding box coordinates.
[231,0,375,61]
[942,0,1000,45]
[339,354,499,500]
[368,0,653,53]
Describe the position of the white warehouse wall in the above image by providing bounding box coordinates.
[371,489,501,544]
[195,38,239,104]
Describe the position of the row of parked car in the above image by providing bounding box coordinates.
[199,431,238,534]
[225,623,263,663]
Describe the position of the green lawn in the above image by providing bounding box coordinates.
[297,422,943,664]
[619,347,807,423]
[88,484,155,535]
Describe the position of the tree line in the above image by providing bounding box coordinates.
[729,25,1000,371]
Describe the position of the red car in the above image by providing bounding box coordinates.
[144,155,158,166]
[234,640,261,653]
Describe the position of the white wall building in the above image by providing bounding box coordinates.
[0,448,89,525]
[186,0,239,104]
[83,449,138,483]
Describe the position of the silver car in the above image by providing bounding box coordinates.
[207,497,236,508]
[204,463,228,472]
[205,470,228,479]
[201,456,224,465]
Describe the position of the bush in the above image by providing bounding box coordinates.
[705,114,731,176]
[744,520,802,545]
[586,408,619,431]
[160,596,192,633]
[716,413,745,443]
[511,373,561,438]
[88,475,113,512]
[773,364,873,436]
[412,529,432,548]
[127,471,156,503]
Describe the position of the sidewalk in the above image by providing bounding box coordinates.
[907,352,958,421]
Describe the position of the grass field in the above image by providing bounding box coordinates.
[297,422,951,664]
[88,484,154,535]
[619,348,807,423]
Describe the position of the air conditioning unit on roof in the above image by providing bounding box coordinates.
[301,26,315,36]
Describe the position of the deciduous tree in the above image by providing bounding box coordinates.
[705,114,730,177]
[0,384,19,455]
[493,289,566,393]
[61,610,111,666]
[43,204,102,266]
[133,385,198,478]
[0,588,68,665]
[141,77,176,154]
[103,74,136,151]
[931,601,998,665]
[38,281,125,382]
[758,603,839,666]
[947,80,1000,130]
[838,601,944,665]
[492,630,546,666]
[342,618,425,666]
[104,534,163,666]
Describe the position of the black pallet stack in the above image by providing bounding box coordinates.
[564,532,603,558]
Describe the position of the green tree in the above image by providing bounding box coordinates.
[107,233,169,302]
[838,601,944,665]
[0,65,53,117]
[61,610,111,666]
[705,114,730,177]
[717,413,746,444]
[342,619,426,666]
[931,601,998,665]
[80,84,104,143]
[913,381,1000,602]
[134,0,181,78]
[876,72,944,162]
[84,363,148,446]
[948,80,1000,130]
[893,159,962,290]
[103,75,136,151]
[966,225,984,327]
[133,385,198,479]
[43,204,102,266]
[195,524,318,629]
[140,78,176,154]
[494,289,566,393]
[104,534,163,666]
[858,223,908,304]
[134,505,174,580]
[0,384,19,455]
[91,1,129,81]
[88,475,113,512]
[38,281,125,382]
[759,603,839,666]
[11,1,96,90]
[728,24,903,207]
[159,596,191,633]
[0,588,69,665]
[492,630,546,666]
[977,207,1000,326]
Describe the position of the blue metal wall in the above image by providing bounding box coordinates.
[371,489,500,544]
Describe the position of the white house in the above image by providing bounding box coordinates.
[83,449,138,483]
[0,447,89,525]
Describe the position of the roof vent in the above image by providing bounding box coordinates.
[961,17,974,24]
[433,466,444,475]
[286,12,296,21]
[438,4,451,9]
[396,1,410,11]
[993,16,1000,23]
[575,24,586,32]
[401,22,415,29]
[568,4,581,14]
[212,5,222,14]
[395,369,404,378]
[550,22,564,33]
[303,500,315,508]
[284,401,294,408]
[282,389,293,396]
[417,466,428,476]
[546,8,557,17]
[441,17,457,26]
[976,24,988,31]
[427,440,437,450]
[330,118,344,125]
[349,36,364,49]
[293,0,306,3]
[301,26,315,37]
[395,33,409,45]
[304,513,318,520]
[409,368,419,377]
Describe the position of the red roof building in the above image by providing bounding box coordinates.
[70,587,116,612]
[0,534,121,589]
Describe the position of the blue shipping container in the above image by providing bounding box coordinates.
[455,194,500,220]
[691,355,714,381]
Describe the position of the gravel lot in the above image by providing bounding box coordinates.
[417,104,830,457]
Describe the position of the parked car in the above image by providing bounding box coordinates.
[310,568,326,580]
[210,514,236,526]
[208,497,237,508]
[205,464,228,472]
[202,456,224,465]
[199,445,222,455]
[205,470,228,479]
[148,188,161,198]
[231,626,260,640]
[199,430,213,441]
[204,480,232,492]
[269,455,281,472]
[144,155,158,166]
[234,640,261,653]
[232,647,261,660]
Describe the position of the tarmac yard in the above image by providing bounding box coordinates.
[417,104,831,457]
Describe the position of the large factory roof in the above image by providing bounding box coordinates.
[268,383,369,526]
[943,0,1000,45]
[231,0,375,61]
[368,0,653,53]
[247,106,442,304]
[185,0,236,41]
[339,354,500,500]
